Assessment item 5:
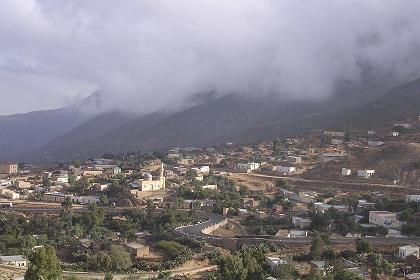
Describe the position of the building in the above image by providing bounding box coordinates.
[135,163,166,191]
[241,198,258,209]
[82,170,103,177]
[41,192,68,203]
[266,256,287,273]
[0,255,27,267]
[287,156,302,164]
[399,245,420,260]
[331,139,343,145]
[292,216,311,229]
[1,189,19,200]
[0,163,18,174]
[357,169,375,178]
[202,185,217,190]
[319,153,346,163]
[341,168,352,176]
[15,180,31,189]
[276,166,296,175]
[324,131,346,137]
[124,242,149,258]
[238,162,260,171]
[55,173,69,183]
[406,195,420,203]
[313,202,349,213]
[369,211,402,228]
[72,196,99,204]
[406,273,420,280]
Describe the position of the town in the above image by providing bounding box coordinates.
[2,118,420,280]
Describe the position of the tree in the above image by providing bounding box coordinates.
[355,239,371,254]
[109,245,132,272]
[274,258,298,280]
[217,254,248,280]
[61,196,73,209]
[239,186,249,196]
[310,232,328,260]
[25,245,62,280]
[104,272,113,280]
[368,254,393,279]
[71,160,81,168]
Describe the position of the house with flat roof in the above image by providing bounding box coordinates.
[399,245,420,260]
[0,255,27,267]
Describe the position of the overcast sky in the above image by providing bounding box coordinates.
[1,0,420,115]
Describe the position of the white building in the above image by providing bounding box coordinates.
[399,245,419,260]
[134,163,166,191]
[341,168,352,176]
[266,256,288,273]
[202,185,217,190]
[369,211,402,228]
[324,131,346,137]
[0,255,27,267]
[276,166,296,175]
[56,174,69,183]
[238,162,260,171]
[357,169,375,178]
[287,156,302,164]
[406,195,420,203]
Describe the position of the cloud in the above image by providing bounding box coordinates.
[1,0,420,115]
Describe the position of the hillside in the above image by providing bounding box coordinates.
[14,78,420,162]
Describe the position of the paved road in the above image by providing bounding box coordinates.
[240,172,413,190]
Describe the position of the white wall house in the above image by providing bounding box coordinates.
[399,245,419,260]
[406,195,420,203]
[276,166,296,174]
[357,169,375,178]
[341,168,351,176]
[369,211,402,228]
[238,162,260,171]
[0,255,27,267]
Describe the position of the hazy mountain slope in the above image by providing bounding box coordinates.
[30,111,169,161]
[22,78,420,161]
[0,108,92,160]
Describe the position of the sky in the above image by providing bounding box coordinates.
[1,0,420,115]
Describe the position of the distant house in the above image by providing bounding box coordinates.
[399,245,420,260]
[406,195,420,203]
[201,184,217,190]
[319,153,346,163]
[341,168,352,176]
[276,166,296,175]
[0,163,18,174]
[241,198,258,209]
[313,202,349,214]
[357,169,375,178]
[82,170,103,177]
[238,162,260,171]
[287,156,302,164]
[367,140,384,147]
[124,242,149,258]
[275,229,308,238]
[0,255,27,267]
[331,139,343,145]
[292,216,311,229]
[265,256,288,273]
[15,180,31,189]
[369,211,402,228]
[323,131,346,137]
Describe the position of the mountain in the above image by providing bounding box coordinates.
[0,93,103,160]
[15,77,420,162]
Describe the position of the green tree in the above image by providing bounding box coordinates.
[355,239,371,254]
[61,196,73,209]
[310,232,327,260]
[104,272,113,280]
[274,258,298,280]
[109,245,132,272]
[25,245,62,280]
[217,254,248,280]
